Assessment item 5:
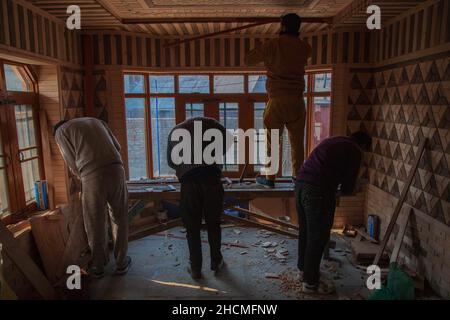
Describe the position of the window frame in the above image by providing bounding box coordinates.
[304,69,333,155]
[0,59,44,216]
[123,70,332,180]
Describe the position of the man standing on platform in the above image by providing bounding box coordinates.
[245,13,312,187]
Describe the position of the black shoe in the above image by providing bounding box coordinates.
[115,256,132,275]
[256,175,275,188]
[187,266,202,280]
[211,258,225,275]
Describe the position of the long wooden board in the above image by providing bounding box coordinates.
[373,138,427,266]
[390,208,412,264]
[226,205,299,231]
[222,213,297,238]
[38,110,55,209]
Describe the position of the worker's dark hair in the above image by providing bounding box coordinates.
[350,131,372,151]
[280,13,301,36]
[53,120,68,136]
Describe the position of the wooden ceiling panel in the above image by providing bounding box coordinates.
[26,0,428,36]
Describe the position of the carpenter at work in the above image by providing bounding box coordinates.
[245,13,312,188]
[167,117,232,280]
[54,117,132,279]
[295,131,372,294]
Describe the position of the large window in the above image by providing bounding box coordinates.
[123,71,331,180]
[0,61,42,215]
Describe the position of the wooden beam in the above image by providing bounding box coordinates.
[373,138,427,266]
[222,213,297,238]
[164,22,272,48]
[226,205,299,231]
[129,218,183,241]
[82,34,94,117]
[123,16,332,24]
[38,110,55,209]
[390,208,412,264]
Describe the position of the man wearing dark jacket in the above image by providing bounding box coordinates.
[295,131,372,294]
[167,117,231,280]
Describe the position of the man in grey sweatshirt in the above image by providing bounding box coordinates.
[54,117,131,278]
[167,117,231,279]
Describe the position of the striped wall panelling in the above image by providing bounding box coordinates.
[0,0,82,65]
[89,29,373,68]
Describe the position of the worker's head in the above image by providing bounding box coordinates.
[350,131,372,152]
[53,120,68,136]
[280,13,301,36]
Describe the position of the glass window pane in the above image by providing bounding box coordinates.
[310,97,331,150]
[214,75,244,93]
[14,105,37,150]
[125,98,147,180]
[219,102,239,171]
[281,130,292,177]
[179,75,209,93]
[150,75,174,93]
[248,75,267,93]
[304,74,308,93]
[151,98,176,177]
[4,64,32,92]
[313,73,332,92]
[253,103,266,172]
[185,103,204,119]
[124,74,145,94]
[21,159,40,204]
[281,97,307,177]
[0,132,10,216]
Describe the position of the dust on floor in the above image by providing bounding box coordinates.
[89,226,369,300]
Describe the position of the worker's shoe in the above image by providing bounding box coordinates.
[115,256,132,275]
[256,175,275,188]
[300,279,335,295]
[187,266,202,280]
[88,266,105,279]
[211,258,225,275]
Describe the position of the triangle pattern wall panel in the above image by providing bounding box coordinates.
[348,52,450,226]
[60,67,85,120]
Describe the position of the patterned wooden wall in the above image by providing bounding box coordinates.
[348,52,450,226]
[88,28,373,68]
[0,0,82,65]
[60,67,85,120]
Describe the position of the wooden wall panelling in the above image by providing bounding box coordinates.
[36,65,68,205]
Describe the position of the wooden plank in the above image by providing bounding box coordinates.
[0,221,56,299]
[227,205,299,231]
[390,208,412,264]
[39,110,55,209]
[355,227,379,244]
[2,0,10,46]
[83,35,94,117]
[222,213,297,238]
[440,0,449,45]
[30,211,68,284]
[56,200,89,279]
[129,218,183,241]
[373,138,427,266]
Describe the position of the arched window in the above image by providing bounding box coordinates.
[0,60,43,216]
